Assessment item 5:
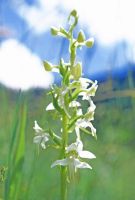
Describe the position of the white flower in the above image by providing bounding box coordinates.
[51,139,95,171]
[79,78,93,89]
[33,135,49,149]
[66,139,96,159]
[46,100,81,111]
[33,121,49,149]
[79,80,98,101]
[75,118,96,138]
[75,100,96,138]
[51,157,92,171]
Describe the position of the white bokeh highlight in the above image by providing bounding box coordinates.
[0,39,53,90]
[17,0,135,44]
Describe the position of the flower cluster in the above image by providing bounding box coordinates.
[33,10,98,176]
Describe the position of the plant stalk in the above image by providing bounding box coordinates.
[61,113,68,200]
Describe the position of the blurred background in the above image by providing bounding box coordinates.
[0,0,135,199]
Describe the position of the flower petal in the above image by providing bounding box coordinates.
[77,109,83,116]
[88,80,98,96]
[43,136,49,142]
[77,120,96,137]
[79,80,98,100]
[74,158,92,169]
[76,119,88,128]
[66,143,77,153]
[33,135,42,144]
[82,93,90,101]
[79,150,96,159]
[79,78,92,89]
[69,101,81,107]
[66,139,83,153]
[51,158,68,168]
[46,103,55,111]
[87,122,96,137]
[75,127,80,139]
[33,134,49,149]
[33,121,43,133]
[88,100,96,112]
[41,141,46,149]
[76,139,83,152]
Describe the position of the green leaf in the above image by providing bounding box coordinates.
[71,88,82,101]
[69,81,81,90]
[63,67,70,85]
[59,59,65,76]
[51,92,63,114]
[4,95,27,200]
[68,115,83,131]
[48,129,62,146]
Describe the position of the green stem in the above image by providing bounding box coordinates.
[70,38,76,68]
[61,166,67,200]
[61,113,68,200]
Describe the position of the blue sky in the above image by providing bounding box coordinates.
[0,0,135,90]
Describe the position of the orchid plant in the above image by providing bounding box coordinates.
[33,10,98,200]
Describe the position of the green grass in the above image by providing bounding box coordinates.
[0,85,135,200]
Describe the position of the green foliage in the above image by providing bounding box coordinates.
[4,94,27,200]
[0,85,135,199]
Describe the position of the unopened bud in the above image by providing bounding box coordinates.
[43,61,53,71]
[77,30,85,43]
[71,62,82,80]
[51,27,59,36]
[70,10,77,18]
[85,38,94,48]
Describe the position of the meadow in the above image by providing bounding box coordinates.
[0,80,135,200]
